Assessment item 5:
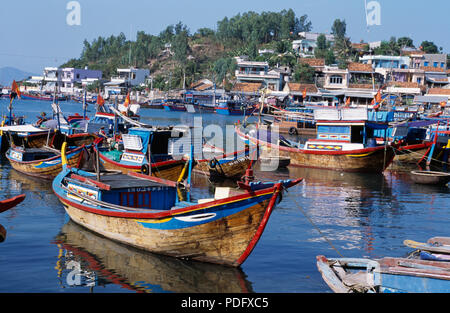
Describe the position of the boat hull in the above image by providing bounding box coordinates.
[0,194,26,213]
[53,170,282,267]
[6,147,85,179]
[237,126,394,173]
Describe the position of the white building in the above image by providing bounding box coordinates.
[104,68,150,95]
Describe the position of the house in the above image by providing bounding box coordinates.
[38,66,102,93]
[292,32,335,56]
[421,66,448,88]
[323,66,349,90]
[104,67,150,95]
[235,61,282,91]
[426,88,450,100]
[421,54,447,71]
[360,55,411,70]
[283,82,318,103]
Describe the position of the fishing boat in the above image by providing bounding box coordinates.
[21,92,68,102]
[194,148,252,180]
[94,127,187,181]
[237,178,302,192]
[52,143,297,267]
[0,194,26,213]
[409,170,450,185]
[237,107,396,173]
[405,237,450,262]
[162,99,187,112]
[6,145,86,179]
[215,100,256,116]
[317,255,450,293]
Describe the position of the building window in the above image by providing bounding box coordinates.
[433,62,438,67]
[329,75,343,85]
[417,78,422,84]
[424,62,429,67]
[441,63,445,68]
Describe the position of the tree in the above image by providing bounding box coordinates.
[420,41,439,54]
[292,63,315,83]
[397,37,414,48]
[331,19,346,39]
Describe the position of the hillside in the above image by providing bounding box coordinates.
[60,9,313,91]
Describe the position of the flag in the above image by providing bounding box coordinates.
[124,92,130,108]
[9,80,21,103]
[97,93,105,106]
[375,90,382,103]
[345,97,351,106]
[302,88,307,99]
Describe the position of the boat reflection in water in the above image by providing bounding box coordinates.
[52,220,253,293]
[0,224,6,242]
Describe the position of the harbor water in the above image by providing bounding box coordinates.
[0,98,449,293]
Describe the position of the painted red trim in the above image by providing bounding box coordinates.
[236,183,282,265]
[398,142,433,151]
[55,183,277,219]
[0,194,26,213]
[70,174,112,190]
[128,172,178,187]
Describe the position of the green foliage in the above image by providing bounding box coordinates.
[420,41,439,54]
[397,37,414,48]
[292,63,315,83]
[331,19,346,39]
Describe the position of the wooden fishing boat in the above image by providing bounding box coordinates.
[94,127,187,181]
[6,145,85,179]
[21,92,67,102]
[237,108,396,173]
[0,194,26,213]
[409,170,450,185]
[52,144,297,267]
[194,149,252,179]
[317,255,450,293]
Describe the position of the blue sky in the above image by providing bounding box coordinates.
[0,0,449,74]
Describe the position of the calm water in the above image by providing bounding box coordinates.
[0,98,449,293]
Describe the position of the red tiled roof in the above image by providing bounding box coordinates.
[421,66,445,73]
[428,88,450,95]
[351,43,369,50]
[348,62,373,72]
[388,81,420,88]
[348,83,374,89]
[286,83,318,93]
[299,58,325,67]
[232,82,262,93]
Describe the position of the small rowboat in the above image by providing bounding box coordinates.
[0,194,26,213]
[410,171,450,185]
[317,255,450,293]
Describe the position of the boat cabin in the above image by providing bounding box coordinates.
[64,173,177,210]
[305,108,389,151]
[110,127,186,167]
